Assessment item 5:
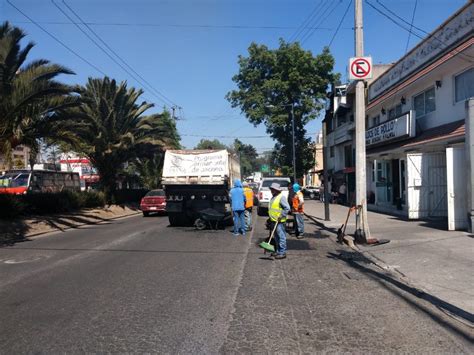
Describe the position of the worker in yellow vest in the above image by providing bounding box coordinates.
[243,182,254,231]
[268,182,290,259]
[292,183,305,239]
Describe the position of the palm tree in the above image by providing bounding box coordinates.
[0,21,79,168]
[73,77,179,201]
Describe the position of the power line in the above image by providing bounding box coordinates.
[301,1,343,45]
[180,132,318,139]
[289,0,325,42]
[365,0,473,62]
[328,0,353,48]
[12,19,341,31]
[297,1,335,43]
[60,0,180,108]
[6,0,107,76]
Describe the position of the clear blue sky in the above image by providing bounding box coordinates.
[1,0,468,153]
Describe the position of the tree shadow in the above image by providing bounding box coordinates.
[0,219,31,247]
[327,249,474,341]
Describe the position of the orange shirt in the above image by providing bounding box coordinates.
[244,187,254,209]
[292,191,304,213]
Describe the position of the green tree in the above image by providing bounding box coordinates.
[226,39,337,178]
[71,77,175,201]
[129,110,181,189]
[0,21,80,168]
[231,139,258,177]
[194,139,227,150]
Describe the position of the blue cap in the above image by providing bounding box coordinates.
[293,183,300,192]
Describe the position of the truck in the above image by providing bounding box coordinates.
[162,149,241,226]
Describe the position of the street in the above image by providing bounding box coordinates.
[0,203,472,353]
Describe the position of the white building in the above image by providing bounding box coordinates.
[365,2,473,230]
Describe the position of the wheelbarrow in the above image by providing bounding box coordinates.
[194,208,230,230]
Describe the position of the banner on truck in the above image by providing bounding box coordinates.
[163,150,229,177]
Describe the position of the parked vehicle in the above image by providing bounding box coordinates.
[140,189,166,216]
[256,176,291,216]
[302,186,320,200]
[162,149,240,226]
[0,169,80,195]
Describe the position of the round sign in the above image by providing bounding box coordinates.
[350,58,371,79]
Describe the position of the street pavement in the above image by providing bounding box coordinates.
[304,200,474,323]
[0,208,472,353]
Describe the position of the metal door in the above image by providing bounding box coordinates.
[407,152,447,219]
[447,146,468,230]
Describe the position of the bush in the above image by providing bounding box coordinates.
[0,191,107,219]
[112,189,148,205]
[0,194,26,219]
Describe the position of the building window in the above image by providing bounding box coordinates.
[330,146,334,158]
[372,115,380,127]
[413,87,435,117]
[455,67,474,103]
[388,104,402,120]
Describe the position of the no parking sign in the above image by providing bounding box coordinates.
[349,57,372,80]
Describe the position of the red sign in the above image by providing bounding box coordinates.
[349,57,372,80]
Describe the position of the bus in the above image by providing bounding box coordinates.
[0,170,81,195]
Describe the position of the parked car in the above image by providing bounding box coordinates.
[256,177,291,216]
[140,189,166,216]
[302,186,320,200]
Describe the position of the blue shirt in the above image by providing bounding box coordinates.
[229,179,246,211]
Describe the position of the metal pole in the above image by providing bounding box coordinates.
[354,0,370,241]
[466,99,474,233]
[291,103,297,182]
[322,120,330,221]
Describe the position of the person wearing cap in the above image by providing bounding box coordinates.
[242,182,254,231]
[268,182,290,259]
[292,183,305,239]
[229,179,247,236]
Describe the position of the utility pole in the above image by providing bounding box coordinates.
[291,103,297,182]
[467,99,474,233]
[322,120,330,221]
[354,0,371,242]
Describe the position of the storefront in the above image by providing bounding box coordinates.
[367,117,466,228]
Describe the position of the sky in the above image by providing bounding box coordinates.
[0,0,468,153]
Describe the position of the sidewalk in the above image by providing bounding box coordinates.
[304,200,474,324]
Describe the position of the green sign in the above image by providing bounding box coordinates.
[261,164,269,173]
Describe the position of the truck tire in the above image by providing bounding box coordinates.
[168,212,187,226]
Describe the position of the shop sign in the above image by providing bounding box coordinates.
[366,111,415,147]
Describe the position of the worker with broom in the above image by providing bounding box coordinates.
[268,183,290,259]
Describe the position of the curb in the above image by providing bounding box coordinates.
[24,210,142,240]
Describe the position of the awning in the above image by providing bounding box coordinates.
[367,120,465,155]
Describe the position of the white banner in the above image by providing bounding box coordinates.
[163,150,229,177]
[366,112,415,146]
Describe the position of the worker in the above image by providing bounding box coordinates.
[291,183,305,239]
[229,179,246,236]
[268,182,290,259]
[243,182,254,231]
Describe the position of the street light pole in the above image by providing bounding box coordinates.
[291,103,297,182]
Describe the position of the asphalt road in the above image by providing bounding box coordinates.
[0,209,472,353]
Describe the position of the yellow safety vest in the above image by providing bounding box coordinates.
[269,194,287,222]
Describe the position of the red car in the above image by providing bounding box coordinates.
[140,189,166,216]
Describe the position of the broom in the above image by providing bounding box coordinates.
[259,220,279,252]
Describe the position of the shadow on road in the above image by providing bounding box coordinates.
[0,219,30,247]
[327,250,474,342]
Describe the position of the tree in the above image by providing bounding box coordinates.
[129,110,181,189]
[226,39,337,178]
[194,139,227,150]
[71,77,176,201]
[231,139,258,177]
[0,21,80,168]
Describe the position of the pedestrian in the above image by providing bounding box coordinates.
[243,182,254,231]
[268,182,290,259]
[291,183,305,239]
[229,179,246,236]
[339,182,347,205]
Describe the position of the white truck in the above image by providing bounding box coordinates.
[162,149,241,226]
